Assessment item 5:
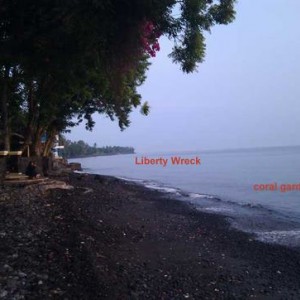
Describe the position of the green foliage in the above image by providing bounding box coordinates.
[62,138,135,159]
[168,0,236,72]
[0,0,236,154]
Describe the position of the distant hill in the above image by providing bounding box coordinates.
[62,139,134,158]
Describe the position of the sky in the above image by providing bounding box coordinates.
[67,0,300,154]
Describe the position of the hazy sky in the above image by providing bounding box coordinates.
[67,0,300,153]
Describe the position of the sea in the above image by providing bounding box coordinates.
[70,146,300,248]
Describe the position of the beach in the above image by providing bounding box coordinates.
[1,173,300,299]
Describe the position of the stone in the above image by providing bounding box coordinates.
[0,290,8,298]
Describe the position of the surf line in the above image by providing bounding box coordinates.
[135,156,201,167]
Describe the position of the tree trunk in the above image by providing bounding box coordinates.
[31,126,44,156]
[0,66,10,151]
[43,130,56,157]
[21,81,37,153]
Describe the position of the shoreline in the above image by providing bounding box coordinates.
[72,151,300,249]
[88,171,300,249]
[1,173,300,298]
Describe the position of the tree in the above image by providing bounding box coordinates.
[0,0,236,155]
[61,137,135,158]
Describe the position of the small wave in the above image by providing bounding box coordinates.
[73,170,85,174]
[189,193,215,199]
[144,184,180,194]
[116,176,145,183]
[255,230,300,246]
[242,203,265,209]
[201,207,234,213]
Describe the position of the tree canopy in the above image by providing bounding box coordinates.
[62,137,134,159]
[0,0,236,156]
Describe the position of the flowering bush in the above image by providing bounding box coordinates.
[140,20,161,57]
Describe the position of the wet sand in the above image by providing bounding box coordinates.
[1,173,300,299]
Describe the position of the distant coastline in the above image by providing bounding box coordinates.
[62,138,134,159]
[67,152,135,160]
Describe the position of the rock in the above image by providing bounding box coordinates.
[3,264,13,271]
[82,188,93,194]
[38,274,49,280]
[0,290,8,298]
[18,271,27,278]
[68,163,82,171]
[7,278,18,289]
[22,179,73,195]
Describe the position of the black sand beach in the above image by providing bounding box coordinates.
[1,173,300,299]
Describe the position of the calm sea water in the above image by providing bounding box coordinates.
[70,146,300,247]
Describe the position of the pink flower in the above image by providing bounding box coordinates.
[140,20,162,57]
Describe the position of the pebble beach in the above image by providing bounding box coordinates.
[1,173,300,299]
